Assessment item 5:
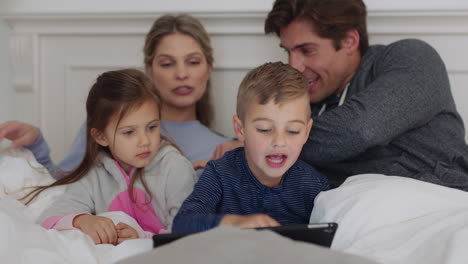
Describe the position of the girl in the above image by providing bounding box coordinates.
[23,69,196,245]
[0,14,231,177]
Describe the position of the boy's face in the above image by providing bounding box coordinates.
[233,95,312,187]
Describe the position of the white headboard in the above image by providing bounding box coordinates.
[3,7,468,161]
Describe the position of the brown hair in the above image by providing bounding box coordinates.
[265,0,369,56]
[143,14,214,127]
[22,69,162,205]
[236,61,310,120]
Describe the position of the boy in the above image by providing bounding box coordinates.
[172,62,329,232]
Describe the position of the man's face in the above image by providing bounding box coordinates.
[280,20,358,104]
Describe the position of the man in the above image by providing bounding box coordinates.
[264,0,468,189]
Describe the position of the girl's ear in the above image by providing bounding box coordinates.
[233,115,245,142]
[91,128,109,147]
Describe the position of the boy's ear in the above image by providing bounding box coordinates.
[232,115,245,142]
[91,128,109,147]
[342,29,360,55]
[303,118,313,143]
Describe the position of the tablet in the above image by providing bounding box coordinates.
[153,223,338,248]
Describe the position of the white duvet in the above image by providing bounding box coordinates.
[1,147,468,264]
[311,174,468,264]
[0,148,153,263]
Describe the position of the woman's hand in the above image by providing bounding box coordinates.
[220,214,280,229]
[0,121,40,148]
[115,222,139,244]
[73,214,118,245]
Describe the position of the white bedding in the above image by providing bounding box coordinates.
[310,174,468,264]
[1,148,468,263]
[0,148,153,263]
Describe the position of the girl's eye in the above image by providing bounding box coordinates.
[189,60,201,65]
[122,130,133,136]
[148,125,158,131]
[288,130,300,135]
[257,128,272,133]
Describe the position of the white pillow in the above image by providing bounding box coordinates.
[310,174,468,264]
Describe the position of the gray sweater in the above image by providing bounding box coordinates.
[38,144,197,232]
[301,39,468,190]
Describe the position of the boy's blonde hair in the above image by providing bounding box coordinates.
[236,61,311,120]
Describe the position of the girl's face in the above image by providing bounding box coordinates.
[93,100,161,173]
[146,32,211,112]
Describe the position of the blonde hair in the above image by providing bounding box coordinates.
[236,61,311,120]
[143,14,214,127]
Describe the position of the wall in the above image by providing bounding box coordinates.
[0,21,13,123]
[0,21,13,148]
[0,0,467,160]
[1,0,468,13]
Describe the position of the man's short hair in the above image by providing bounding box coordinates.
[236,61,310,120]
[264,0,369,56]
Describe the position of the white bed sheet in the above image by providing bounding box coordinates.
[0,148,154,264]
[2,147,468,264]
[310,174,468,264]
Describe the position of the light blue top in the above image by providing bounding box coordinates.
[26,123,87,178]
[160,120,230,163]
[26,121,230,179]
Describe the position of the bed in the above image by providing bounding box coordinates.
[1,147,468,264]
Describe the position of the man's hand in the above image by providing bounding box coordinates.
[192,159,209,170]
[220,214,281,229]
[212,140,244,160]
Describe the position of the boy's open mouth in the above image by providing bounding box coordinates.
[265,153,288,168]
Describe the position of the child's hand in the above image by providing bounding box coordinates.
[115,222,139,244]
[220,214,281,229]
[73,214,118,245]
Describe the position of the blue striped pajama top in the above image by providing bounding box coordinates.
[173,147,329,232]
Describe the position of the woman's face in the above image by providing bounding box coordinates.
[146,32,211,112]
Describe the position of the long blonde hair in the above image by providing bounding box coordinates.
[143,14,214,127]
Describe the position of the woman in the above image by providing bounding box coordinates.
[144,14,230,167]
[0,14,230,178]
